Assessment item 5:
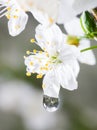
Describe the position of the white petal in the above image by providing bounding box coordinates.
[35,24,64,55]
[68,60,80,77]
[36,24,63,44]
[43,70,60,98]
[57,0,76,24]
[72,0,97,14]
[57,65,78,90]
[78,39,96,65]
[8,11,28,36]
[64,18,84,36]
[25,53,49,74]
[31,9,50,26]
[30,0,59,25]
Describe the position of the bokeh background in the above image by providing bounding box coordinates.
[0,13,97,130]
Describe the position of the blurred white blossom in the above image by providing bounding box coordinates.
[0,0,29,36]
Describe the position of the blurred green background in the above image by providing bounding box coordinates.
[0,13,97,130]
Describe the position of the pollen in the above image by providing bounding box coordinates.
[49,17,54,24]
[33,49,37,54]
[30,38,35,43]
[42,84,46,88]
[13,15,18,19]
[36,74,43,79]
[24,56,27,59]
[6,14,11,19]
[26,72,31,76]
[46,53,49,57]
[7,7,11,11]
[39,51,43,54]
[29,61,33,66]
[26,50,31,55]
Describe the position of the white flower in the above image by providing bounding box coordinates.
[25,24,80,98]
[0,0,28,36]
[64,18,96,65]
[16,0,97,26]
[16,0,60,26]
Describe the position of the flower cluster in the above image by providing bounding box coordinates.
[0,0,97,112]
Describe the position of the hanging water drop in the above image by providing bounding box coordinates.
[43,95,59,112]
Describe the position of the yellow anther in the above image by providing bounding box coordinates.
[39,51,43,54]
[33,49,37,54]
[44,67,49,70]
[46,53,49,57]
[26,50,30,55]
[49,17,54,24]
[30,38,35,43]
[45,63,49,66]
[26,72,31,77]
[13,15,18,19]
[42,84,46,88]
[7,7,11,11]
[29,61,33,66]
[40,67,48,71]
[6,14,11,19]
[23,56,27,59]
[36,74,43,79]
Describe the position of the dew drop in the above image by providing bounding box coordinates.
[43,95,59,112]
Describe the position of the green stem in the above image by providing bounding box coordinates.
[81,46,97,52]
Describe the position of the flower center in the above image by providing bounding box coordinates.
[51,53,62,64]
[66,35,79,46]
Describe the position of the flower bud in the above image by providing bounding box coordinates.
[80,11,97,38]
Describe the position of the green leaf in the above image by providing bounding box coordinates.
[80,11,97,38]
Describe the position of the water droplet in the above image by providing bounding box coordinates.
[43,95,59,112]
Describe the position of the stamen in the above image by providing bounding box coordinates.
[13,15,18,19]
[36,74,43,79]
[49,17,54,24]
[26,50,31,55]
[33,49,37,54]
[29,61,33,66]
[30,38,35,43]
[42,84,46,88]
[26,72,31,76]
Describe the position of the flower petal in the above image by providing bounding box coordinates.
[30,0,59,25]
[72,0,97,14]
[64,18,84,36]
[25,52,49,74]
[35,24,64,55]
[78,39,96,65]
[57,0,76,24]
[8,11,28,36]
[68,60,80,77]
[43,70,60,98]
[57,65,78,90]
